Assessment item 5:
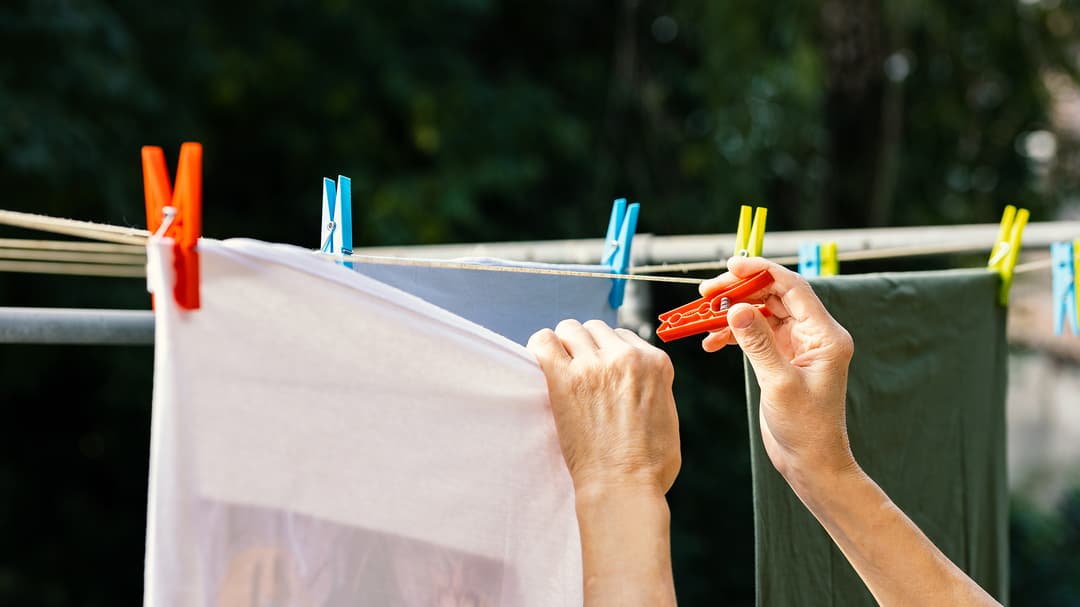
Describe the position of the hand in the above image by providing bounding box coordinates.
[526,319,681,496]
[700,257,857,486]
[530,320,680,606]
[703,260,1001,607]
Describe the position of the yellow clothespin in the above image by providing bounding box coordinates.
[821,241,839,276]
[986,204,1030,306]
[734,205,768,257]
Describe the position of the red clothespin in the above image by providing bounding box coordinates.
[655,270,774,342]
[142,142,202,310]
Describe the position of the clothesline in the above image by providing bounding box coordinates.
[0,209,1070,281]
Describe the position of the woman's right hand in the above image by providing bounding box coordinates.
[700,257,857,486]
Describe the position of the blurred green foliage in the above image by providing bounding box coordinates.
[2,0,1080,605]
[1011,490,1080,605]
[3,0,1077,244]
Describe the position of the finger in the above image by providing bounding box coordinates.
[613,326,654,351]
[702,328,732,352]
[724,257,833,325]
[582,319,631,351]
[697,257,775,296]
[698,257,785,298]
[554,319,599,359]
[727,303,791,381]
[699,271,739,296]
[699,321,777,354]
[526,328,570,372]
[704,313,783,352]
[762,293,791,320]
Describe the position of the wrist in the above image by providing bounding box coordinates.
[781,452,864,501]
[574,478,668,507]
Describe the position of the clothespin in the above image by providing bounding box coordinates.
[656,204,772,342]
[601,198,640,308]
[143,142,202,310]
[656,270,775,342]
[987,204,1030,306]
[798,241,839,278]
[798,243,821,277]
[734,205,767,257]
[821,242,838,276]
[1051,241,1079,336]
[321,175,354,268]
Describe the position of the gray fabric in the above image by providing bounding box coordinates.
[746,269,1009,605]
[356,258,617,345]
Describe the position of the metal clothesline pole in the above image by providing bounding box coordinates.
[1,220,1078,345]
[0,308,154,345]
[350,221,1080,265]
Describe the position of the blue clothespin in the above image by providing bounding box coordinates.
[1051,241,1078,336]
[799,241,838,278]
[601,198,640,308]
[320,175,353,268]
[798,242,821,277]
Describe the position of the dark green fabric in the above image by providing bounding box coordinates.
[745,269,1009,605]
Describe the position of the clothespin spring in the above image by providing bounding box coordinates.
[155,206,177,239]
[321,221,337,253]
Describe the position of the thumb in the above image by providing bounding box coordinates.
[728,303,789,380]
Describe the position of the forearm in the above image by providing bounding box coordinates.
[574,484,677,607]
[787,464,999,607]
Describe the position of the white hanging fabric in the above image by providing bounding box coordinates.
[144,238,582,606]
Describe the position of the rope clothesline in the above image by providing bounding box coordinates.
[311,252,707,284]
[0,260,147,278]
[630,242,998,274]
[0,237,144,253]
[0,209,1065,281]
[0,210,148,245]
[0,248,146,265]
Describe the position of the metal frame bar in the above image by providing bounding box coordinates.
[0,308,153,345]
[352,221,1080,264]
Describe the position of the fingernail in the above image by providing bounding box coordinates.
[729,304,754,329]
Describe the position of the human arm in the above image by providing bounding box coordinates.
[527,320,679,607]
[701,256,1000,607]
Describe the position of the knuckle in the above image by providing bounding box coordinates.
[555,318,581,334]
[738,329,772,356]
[645,346,672,368]
[657,353,676,380]
[612,345,644,366]
[582,319,610,331]
[785,269,810,287]
[835,327,855,359]
[528,328,557,347]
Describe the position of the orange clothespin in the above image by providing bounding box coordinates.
[142,142,202,310]
[656,204,771,342]
[655,270,775,342]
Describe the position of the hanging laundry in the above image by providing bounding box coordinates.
[144,238,583,606]
[744,270,1008,605]
[357,258,616,345]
